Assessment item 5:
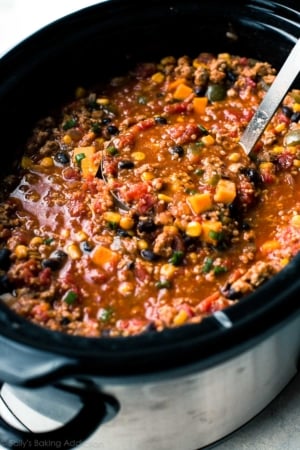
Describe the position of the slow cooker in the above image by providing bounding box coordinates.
[0,1,300,449]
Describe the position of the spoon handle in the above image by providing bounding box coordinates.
[239,37,300,155]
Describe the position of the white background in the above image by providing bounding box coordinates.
[0,1,300,449]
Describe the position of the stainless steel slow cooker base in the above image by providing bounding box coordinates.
[1,313,300,450]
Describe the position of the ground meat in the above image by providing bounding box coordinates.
[1,51,300,338]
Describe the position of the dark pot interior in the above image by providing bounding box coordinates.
[0,0,300,383]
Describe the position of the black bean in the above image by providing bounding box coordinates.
[291,112,300,123]
[140,249,159,261]
[42,258,63,271]
[241,167,261,185]
[222,285,243,300]
[60,317,71,326]
[0,274,13,294]
[0,248,11,271]
[80,241,93,253]
[52,250,68,261]
[117,229,131,237]
[101,117,112,125]
[55,151,70,165]
[169,145,184,157]
[127,261,135,270]
[118,160,135,170]
[241,222,251,231]
[226,70,237,82]
[137,219,156,233]
[282,105,293,118]
[155,116,167,125]
[42,250,67,271]
[194,86,206,96]
[143,322,157,333]
[107,125,119,135]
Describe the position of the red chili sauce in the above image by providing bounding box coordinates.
[1,52,300,337]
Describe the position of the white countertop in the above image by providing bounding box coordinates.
[0,1,300,449]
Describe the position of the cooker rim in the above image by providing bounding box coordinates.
[0,0,299,381]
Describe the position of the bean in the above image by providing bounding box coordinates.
[137,219,156,233]
[107,125,119,135]
[140,249,159,261]
[55,152,70,165]
[0,248,11,270]
[169,145,184,157]
[118,160,135,170]
[282,105,293,118]
[155,116,167,125]
[0,274,13,294]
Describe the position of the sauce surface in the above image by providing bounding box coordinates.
[1,52,300,337]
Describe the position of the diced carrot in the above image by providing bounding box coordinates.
[173,83,193,100]
[260,240,281,255]
[187,192,212,214]
[73,146,96,161]
[91,245,120,270]
[81,157,98,178]
[193,97,208,115]
[166,78,186,91]
[213,179,236,204]
[201,221,222,244]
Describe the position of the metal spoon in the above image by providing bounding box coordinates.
[239,37,300,155]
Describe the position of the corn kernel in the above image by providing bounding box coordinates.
[158,193,173,202]
[118,281,135,296]
[173,309,189,326]
[75,231,88,242]
[274,123,286,133]
[66,243,82,260]
[272,146,284,154]
[21,156,32,169]
[29,237,44,248]
[293,159,300,167]
[188,252,198,263]
[40,157,53,167]
[96,97,110,105]
[218,52,231,62]
[141,171,154,182]
[103,212,121,224]
[290,215,300,227]
[137,239,148,250]
[15,245,28,259]
[131,152,146,161]
[151,72,165,84]
[161,56,176,65]
[163,225,178,235]
[160,263,177,279]
[201,134,215,146]
[293,103,300,112]
[120,216,135,230]
[228,152,240,162]
[63,135,73,145]
[75,86,86,98]
[259,162,274,170]
[186,221,202,237]
[280,258,290,267]
[176,116,184,122]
